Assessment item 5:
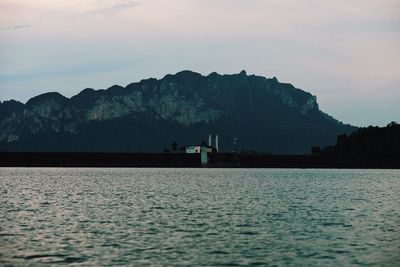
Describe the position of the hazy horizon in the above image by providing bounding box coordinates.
[1,0,399,127]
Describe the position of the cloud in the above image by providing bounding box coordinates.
[83,0,138,15]
[0,24,31,31]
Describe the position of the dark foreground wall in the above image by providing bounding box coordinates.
[234,154,337,168]
[0,152,398,168]
[0,152,201,168]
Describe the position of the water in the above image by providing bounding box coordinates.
[1,168,399,266]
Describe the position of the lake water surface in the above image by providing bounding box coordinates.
[1,168,399,266]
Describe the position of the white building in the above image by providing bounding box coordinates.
[185,146,202,153]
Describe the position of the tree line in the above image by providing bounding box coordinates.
[312,121,400,165]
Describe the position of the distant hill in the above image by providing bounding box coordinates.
[0,70,355,153]
[320,122,400,166]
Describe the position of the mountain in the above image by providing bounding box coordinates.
[0,70,355,154]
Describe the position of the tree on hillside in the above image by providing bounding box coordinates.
[171,141,178,152]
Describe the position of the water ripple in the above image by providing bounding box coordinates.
[1,168,400,266]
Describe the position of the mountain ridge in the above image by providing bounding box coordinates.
[0,70,355,153]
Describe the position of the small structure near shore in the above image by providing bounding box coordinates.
[185,134,219,167]
[185,146,201,153]
[200,146,208,167]
[185,144,212,167]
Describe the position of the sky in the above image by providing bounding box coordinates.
[0,0,399,127]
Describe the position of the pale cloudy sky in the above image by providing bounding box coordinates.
[0,0,399,126]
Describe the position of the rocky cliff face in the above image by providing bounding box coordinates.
[0,70,355,153]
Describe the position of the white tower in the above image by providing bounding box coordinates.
[215,135,219,152]
[208,134,212,147]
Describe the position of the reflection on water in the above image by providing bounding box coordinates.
[1,168,399,266]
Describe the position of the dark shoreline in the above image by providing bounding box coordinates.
[0,152,398,169]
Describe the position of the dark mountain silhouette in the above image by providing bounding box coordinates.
[320,122,400,166]
[0,70,355,153]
